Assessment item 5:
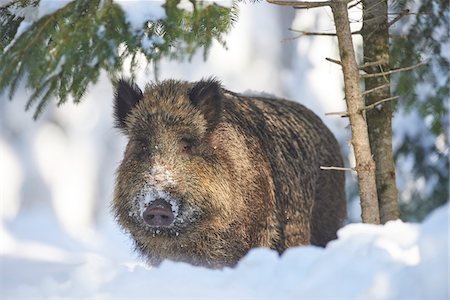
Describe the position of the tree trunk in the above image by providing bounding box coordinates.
[362,0,400,223]
[331,0,380,224]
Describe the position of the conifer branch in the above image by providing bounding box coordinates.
[1,0,237,118]
[2,16,55,89]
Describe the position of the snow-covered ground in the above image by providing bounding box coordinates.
[1,1,448,299]
[1,202,448,299]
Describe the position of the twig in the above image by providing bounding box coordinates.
[360,61,426,78]
[290,28,361,36]
[282,35,302,42]
[359,60,387,69]
[387,12,430,16]
[320,166,355,171]
[364,0,385,15]
[361,95,399,111]
[289,29,338,36]
[362,9,411,41]
[387,9,410,27]
[348,0,362,10]
[325,111,349,117]
[325,57,342,65]
[267,0,332,8]
[327,58,386,69]
[362,83,390,96]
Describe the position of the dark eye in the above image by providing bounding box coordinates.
[180,138,195,153]
[133,138,150,158]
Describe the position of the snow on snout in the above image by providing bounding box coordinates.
[129,165,180,224]
[137,189,179,219]
[130,184,179,223]
[146,164,175,188]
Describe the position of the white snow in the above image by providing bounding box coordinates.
[131,165,180,220]
[3,1,72,52]
[135,188,180,219]
[0,0,13,6]
[0,140,23,221]
[37,0,72,19]
[4,0,165,51]
[114,0,166,32]
[176,0,195,12]
[1,203,448,299]
[175,0,233,12]
[4,0,72,25]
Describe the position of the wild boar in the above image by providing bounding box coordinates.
[113,78,346,268]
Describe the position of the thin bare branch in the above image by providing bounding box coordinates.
[360,61,426,78]
[363,8,411,41]
[359,59,387,69]
[387,9,410,27]
[320,166,355,171]
[289,29,338,36]
[325,111,349,117]
[362,83,390,96]
[267,0,331,8]
[290,28,361,36]
[387,12,430,16]
[361,96,399,111]
[325,57,342,65]
[348,0,362,9]
[327,58,389,69]
[364,0,385,15]
[282,35,301,42]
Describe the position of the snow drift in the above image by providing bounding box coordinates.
[1,203,448,299]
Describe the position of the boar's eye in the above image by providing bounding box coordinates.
[180,137,195,154]
[133,138,150,159]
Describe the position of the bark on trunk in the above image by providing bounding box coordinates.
[331,0,380,224]
[362,0,400,223]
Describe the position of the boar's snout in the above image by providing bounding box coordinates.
[143,199,175,227]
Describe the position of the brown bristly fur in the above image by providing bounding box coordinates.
[113,78,346,269]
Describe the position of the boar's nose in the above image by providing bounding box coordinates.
[143,199,174,227]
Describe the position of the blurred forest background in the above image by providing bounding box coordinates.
[0,0,448,245]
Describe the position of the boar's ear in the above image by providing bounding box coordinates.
[113,78,143,129]
[188,78,223,130]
